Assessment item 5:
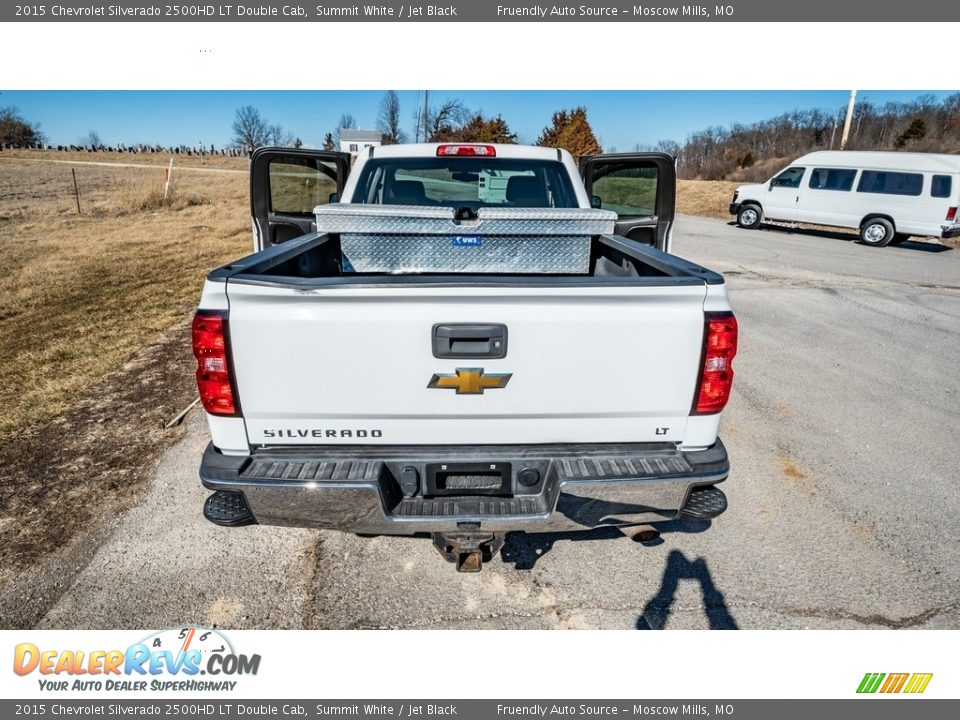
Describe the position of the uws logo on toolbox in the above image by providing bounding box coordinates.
[13,627,260,693]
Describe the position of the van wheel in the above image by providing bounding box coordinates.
[737,204,763,229]
[859,218,895,247]
[891,233,910,245]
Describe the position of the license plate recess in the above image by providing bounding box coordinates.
[425,462,513,497]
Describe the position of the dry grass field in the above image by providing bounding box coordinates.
[0,152,251,581]
[0,153,250,439]
[677,179,739,220]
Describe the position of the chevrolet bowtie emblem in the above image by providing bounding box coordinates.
[428,368,512,395]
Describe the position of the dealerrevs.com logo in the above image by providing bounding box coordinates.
[13,627,260,692]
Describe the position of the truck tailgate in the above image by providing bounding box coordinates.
[224,282,707,446]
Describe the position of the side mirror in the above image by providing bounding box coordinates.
[590,195,602,209]
[328,192,340,204]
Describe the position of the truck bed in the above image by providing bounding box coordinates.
[208,232,724,288]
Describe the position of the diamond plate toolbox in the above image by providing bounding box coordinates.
[339,234,592,274]
[315,205,616,275]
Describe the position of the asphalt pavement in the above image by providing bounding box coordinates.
[36,216,960,629]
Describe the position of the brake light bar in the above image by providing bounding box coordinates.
[693,312,739,415]
[192,311,239,416]
[947,206,957,222]
[436,144,496,157]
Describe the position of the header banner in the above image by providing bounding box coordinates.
[5,1,959,22]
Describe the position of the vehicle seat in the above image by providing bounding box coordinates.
[388,180,428,205]
[506,176,549,207]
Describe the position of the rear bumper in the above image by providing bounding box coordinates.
[942,224,960,239]
[729,202,741,215]
[200,440,729,534]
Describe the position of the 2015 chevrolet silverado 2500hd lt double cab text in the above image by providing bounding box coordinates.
[193,143,738,571]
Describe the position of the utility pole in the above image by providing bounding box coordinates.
[413,91,421,142]
[840,89,857,150]
[421,90,430,143]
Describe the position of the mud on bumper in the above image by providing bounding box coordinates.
[199,440,729,534]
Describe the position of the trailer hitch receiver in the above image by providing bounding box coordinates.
[432,531,505,572]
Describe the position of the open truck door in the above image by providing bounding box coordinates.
[250,147,351,251]
[580,152,676,253]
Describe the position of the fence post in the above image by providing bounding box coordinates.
[163,158,174,200]
[71,168,81,215]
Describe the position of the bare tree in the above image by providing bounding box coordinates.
[425,99,469,142]
[377,91,406,144]
[268,123,294,147]
[232,105,270,153]
[82,130,102,148]
[656,139,681,156]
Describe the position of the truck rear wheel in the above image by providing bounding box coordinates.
[859,218,895,247]
[736,204,763,229]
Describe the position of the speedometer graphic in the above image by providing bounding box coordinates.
[139,626,234,660]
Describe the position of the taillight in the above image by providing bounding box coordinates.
[693,312,738,415]
[436,144,496,157]
[947,207,957,222]
[732,190,739,201]
[192,311,238,416]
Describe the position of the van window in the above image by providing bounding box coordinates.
[857,171,923,197]
[809,168,856,191]
[770,167,805,188]
[931,175,952,199]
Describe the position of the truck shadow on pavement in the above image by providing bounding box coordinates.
[635,549,739,630]
[501,526,626,570]
[499,518,712,571]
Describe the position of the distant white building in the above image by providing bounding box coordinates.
[340,129,382,156]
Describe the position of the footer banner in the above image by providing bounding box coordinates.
[3,700,958,719]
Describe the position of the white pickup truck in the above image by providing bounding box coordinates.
[193,143,737,571]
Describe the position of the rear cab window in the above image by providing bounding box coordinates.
[350,157,579,209]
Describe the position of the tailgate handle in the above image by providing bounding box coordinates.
[433,324,507,359]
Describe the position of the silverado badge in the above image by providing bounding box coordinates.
[428,368,512,395]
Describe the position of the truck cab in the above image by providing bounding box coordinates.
[250,143,677,251]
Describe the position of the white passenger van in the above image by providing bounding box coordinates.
[729,151,960,246]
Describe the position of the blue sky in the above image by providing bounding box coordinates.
[2,90,954,150]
